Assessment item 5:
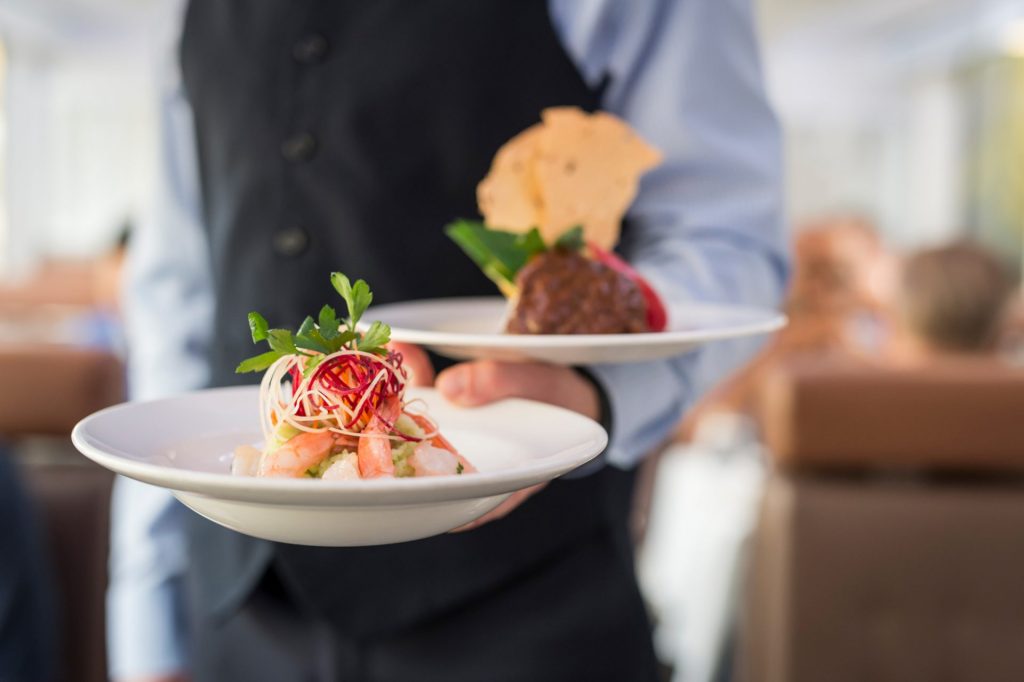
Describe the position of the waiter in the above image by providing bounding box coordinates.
[110,1,787,680]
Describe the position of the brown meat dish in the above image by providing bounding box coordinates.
[506,250,649,334]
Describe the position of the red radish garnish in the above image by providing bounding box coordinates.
[308,350,406,431]
[587,242,668,332]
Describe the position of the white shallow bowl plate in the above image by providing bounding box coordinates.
[371,297,786,364]
[72,386,606,546]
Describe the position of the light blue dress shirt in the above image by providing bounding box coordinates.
[109,0,788,677]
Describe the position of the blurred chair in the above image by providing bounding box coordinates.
[0,345,123,436]
[0,344,123,682]
[738,357,1024,682]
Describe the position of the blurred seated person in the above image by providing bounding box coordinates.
[680,214,895,432]
[92,225,130,315]
[891,241,1014,364]
[785,215,895,355]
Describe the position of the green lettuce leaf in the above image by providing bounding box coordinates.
[444,220,547,294]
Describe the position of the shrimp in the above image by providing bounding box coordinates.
[408,413,477,474]
[258,431,339,478]
[409,443,462,477]
[232,445,262,477]
[357,396,400,478]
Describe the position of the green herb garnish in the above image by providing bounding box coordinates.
[444,220,582,295]
[456,462,464,475]
[554,225,584,251]
[235,272,391,373]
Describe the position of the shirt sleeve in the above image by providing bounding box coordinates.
[107,6,211,675]
[549,0,790,467]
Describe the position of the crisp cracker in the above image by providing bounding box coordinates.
[476,107,661,249]
[477,124,544,231]
[533,108,662,249]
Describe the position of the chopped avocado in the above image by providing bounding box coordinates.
[307,450,356,478]
[394,414,426,439]
[391,441,417,478]
[270,422,302,451]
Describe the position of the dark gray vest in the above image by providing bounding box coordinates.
[180,0,636,635]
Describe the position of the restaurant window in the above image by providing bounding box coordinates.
[962,36,1024,276]
[0,7,158,278]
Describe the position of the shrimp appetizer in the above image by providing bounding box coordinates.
[232,272,476,480]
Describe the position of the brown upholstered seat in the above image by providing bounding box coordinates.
[758,357,1024,473]
[739,357,1024,682]
[0,344,124,438]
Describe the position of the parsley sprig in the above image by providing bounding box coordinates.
[235,272,391,374]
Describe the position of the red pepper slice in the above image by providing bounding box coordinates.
[587,242,668,332]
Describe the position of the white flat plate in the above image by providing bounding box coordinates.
[71,386,607,546]
[370,296,786,364]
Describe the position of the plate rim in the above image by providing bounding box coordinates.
[71,386,608,506]
[369,296,787,348]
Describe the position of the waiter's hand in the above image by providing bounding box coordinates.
[392,343,600,419]
[388,342,436,387]
[436,359,601,531]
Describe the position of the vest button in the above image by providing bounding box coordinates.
[293,34,329,64]
[273,226,309,257]
[281,132,317,162]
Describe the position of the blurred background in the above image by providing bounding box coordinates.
[1,0,1023,681]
